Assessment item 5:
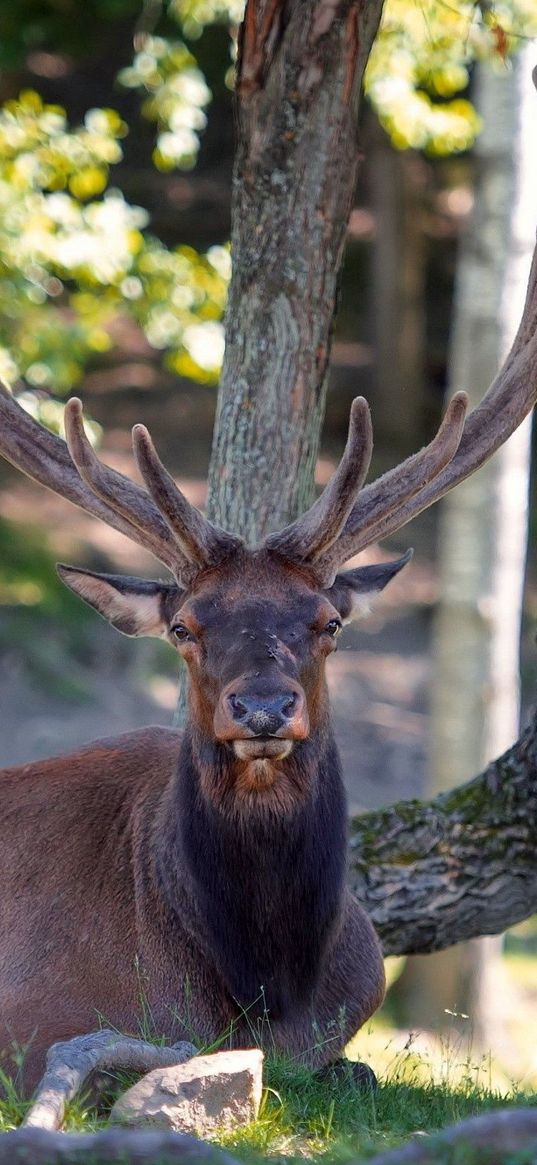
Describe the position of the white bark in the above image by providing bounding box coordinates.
[401,46,537,1042]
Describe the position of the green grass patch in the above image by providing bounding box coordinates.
[217,1054,530,1162]
[0,1048,531,1162]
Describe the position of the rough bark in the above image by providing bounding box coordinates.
[3,1109,537,1165]
[0,1128,234,1164]
[207,0,384,539]
[349,712,537,957]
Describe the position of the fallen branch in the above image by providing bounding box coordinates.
[23,1030,198,1132]
[0,1127,236,1164]
[6,1103,537,1164]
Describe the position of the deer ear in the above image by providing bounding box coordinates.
[57,565,183,638]
[325,550,413,623]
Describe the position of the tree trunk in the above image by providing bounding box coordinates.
[207,0,384,539]
[394,46,536,1037]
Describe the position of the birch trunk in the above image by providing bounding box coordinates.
[393,47,536,1036]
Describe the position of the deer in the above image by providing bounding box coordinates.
[0,238,537,1097]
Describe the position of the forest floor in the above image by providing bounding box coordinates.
[0,1032,535,1162]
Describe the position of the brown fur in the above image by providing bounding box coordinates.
[0,551,401,1095]
[0,727,384,1094]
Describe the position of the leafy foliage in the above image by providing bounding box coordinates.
[118,36,211,171]
[0,0,535,408]
[366,0,537,154]
[0,88,228,401]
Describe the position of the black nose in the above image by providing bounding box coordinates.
[228,692,297,735]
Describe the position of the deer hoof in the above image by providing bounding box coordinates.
[314,1059,378,1092]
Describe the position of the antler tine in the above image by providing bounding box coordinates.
[316,391,469,583]
[0,385,178,574]
[266,397,373,562]
[132,424,242,567]
[63,398,187,575]
[317,70,537,579]
[341,329,537,561]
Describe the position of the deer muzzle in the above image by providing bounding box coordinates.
[214,683,309,754]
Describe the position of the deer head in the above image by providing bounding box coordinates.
[1,236,537,768]
[47,399,413,764]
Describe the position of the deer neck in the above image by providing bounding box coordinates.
[156,724,348,1021]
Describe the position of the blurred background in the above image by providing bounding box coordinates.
[0,0,537,1092]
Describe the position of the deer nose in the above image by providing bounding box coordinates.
[228,692,297,736]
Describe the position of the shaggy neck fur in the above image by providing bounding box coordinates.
[156,724,348,1021]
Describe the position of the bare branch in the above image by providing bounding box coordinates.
[23,1030,198,1132]
[0,1126,235,1164]
[349,714,537,956]
[365,1108,537,1165]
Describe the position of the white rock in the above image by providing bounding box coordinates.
[110,1049,264,1137]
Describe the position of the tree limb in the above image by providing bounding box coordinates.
[349,713,537,956]
[0,1127,234,1164]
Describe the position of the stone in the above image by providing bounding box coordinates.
[110,1048,264,1137]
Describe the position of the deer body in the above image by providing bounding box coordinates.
[0,718,383,1092]
[1,546,391,1090]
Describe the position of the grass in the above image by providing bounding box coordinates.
[216,1045,530,1163]
[2,939,536,1159]
[0,1030,532,1163]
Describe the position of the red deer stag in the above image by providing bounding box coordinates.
[0,246,536,1094]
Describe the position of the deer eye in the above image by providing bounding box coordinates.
[172,623,193,643]
[324,618,342,637]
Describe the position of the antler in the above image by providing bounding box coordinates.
[275,230,537,586]
[65,399,239,573]
[133,424,240,567]
[266,396,373,560]
[268,392,468,576]
[0,386,238,583]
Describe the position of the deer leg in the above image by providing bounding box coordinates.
[314,1058,378,1091]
